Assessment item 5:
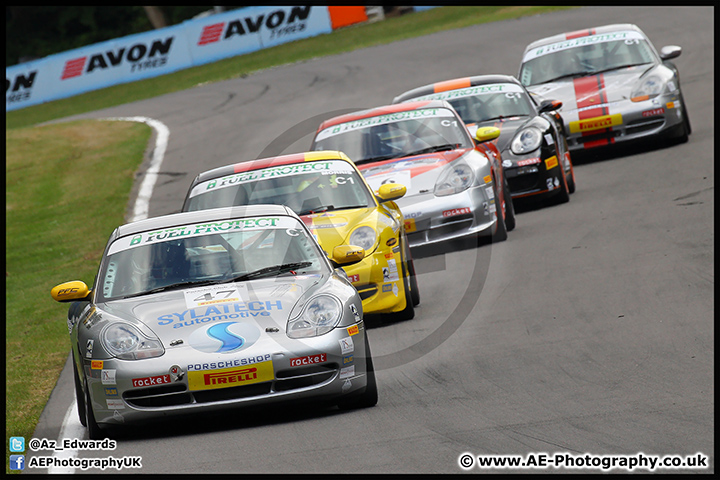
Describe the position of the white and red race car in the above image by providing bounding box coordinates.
[518,23,691,153]
[311,100,516,248]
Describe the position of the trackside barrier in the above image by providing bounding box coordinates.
[5,6,377,111]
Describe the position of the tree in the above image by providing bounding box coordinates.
[143,6,167,29]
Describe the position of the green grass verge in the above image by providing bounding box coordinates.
[4,6,576,465]
[5,120,151,471]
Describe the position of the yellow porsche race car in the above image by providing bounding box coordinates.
[182,151,420,321]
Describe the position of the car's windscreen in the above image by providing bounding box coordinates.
[98,216,327,301]
[312,107,473,164]
[400,84,536,124]
[185,160,375,216]
[519,31,656,86]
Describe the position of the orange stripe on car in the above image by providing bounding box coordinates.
[433,78,471,93]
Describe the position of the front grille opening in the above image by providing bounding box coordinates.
[439,213,473,225]
[123,383,191,407]
[625,117,664,134]
[275,362,338,392]
[508,174,540,193]
[192,382,272,403]
[276,363,337,379]
[357,285,378,301]
[430,218,473,240]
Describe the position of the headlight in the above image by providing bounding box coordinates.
[631,75,665,102]
[434,161,475,196]
[349,226,377,252]
[102,323,164,360]
[287,294,343,338]
[510,127,542,154]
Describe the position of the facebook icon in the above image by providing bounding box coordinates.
[10,455,25,470]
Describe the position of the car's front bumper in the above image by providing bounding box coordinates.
[395,183,498,248]
[503,150,571,200]
[85,322,370,426]
[564,93,685,151]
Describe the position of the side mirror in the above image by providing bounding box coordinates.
[331,245,365,267]
[51,281,91,303]
[659,45,682,61]
[475,126,501,143]
[538,99,563,113]
[376,183,406,202]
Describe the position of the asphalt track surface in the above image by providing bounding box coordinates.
[30,6,713,474]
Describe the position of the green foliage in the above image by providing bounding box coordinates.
[7,6,146,65]
[5,6,243,66]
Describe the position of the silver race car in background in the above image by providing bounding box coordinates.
[518,23,691,153]
[51,205,377,439]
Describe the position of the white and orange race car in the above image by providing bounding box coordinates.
[518,23,691,153]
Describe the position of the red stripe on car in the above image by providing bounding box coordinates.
[573,74,613,148]
[565,28,595,39]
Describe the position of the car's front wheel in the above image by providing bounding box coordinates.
[675,91,692,143]
[564,153,576,194]
[491,181,508,243]
[403,236,420,307]
[72,356,87,427]
[84,380,104,440]
[502,175,516,232]
[393,260,416,321]
[337,334,378,410]
[553,168,570,205]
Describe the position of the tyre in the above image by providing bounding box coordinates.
[673,91,691,143]
[408,259,420,307]
[392,257,415,321]
[403,236,420,307]
[72,357,87,427]
[502,175,516,232]
[553,167,570,205]
[566,167,576,194]
[565,153,576,194]
[491,181,508,243]
[84,380,105,440]
[337,334,378,410]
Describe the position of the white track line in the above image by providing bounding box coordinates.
[48,399,86,474]
[49,116,169,474]
[106,116,171,222]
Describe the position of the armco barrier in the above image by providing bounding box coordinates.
[5,6,371,112]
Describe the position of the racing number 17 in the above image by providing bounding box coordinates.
[194,290,236,302]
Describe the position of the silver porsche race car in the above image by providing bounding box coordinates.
[51,205,377,439]
[310,100,515,247]
[518,23,691,153]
